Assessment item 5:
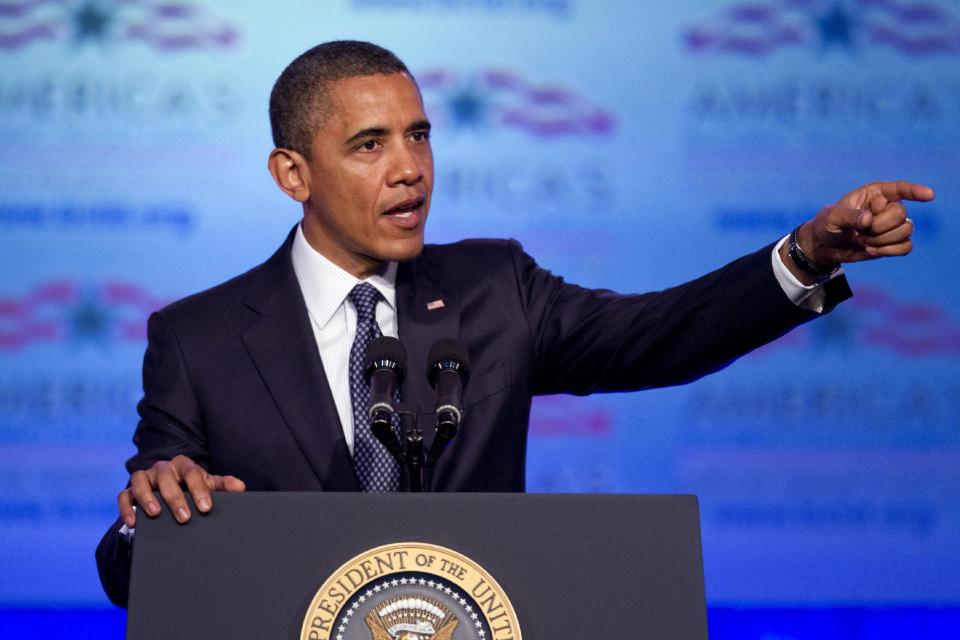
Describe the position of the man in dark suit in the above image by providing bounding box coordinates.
[96,41,933,606]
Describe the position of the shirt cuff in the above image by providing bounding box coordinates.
[771,235,844,314]
[118,505,136,541]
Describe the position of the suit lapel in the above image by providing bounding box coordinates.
[396,254,460,446]
[239,233,360,491]
[236,234,459,491]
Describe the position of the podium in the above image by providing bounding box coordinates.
[127,493,708,639]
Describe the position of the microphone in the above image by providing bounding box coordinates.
[427,338,470,462]
[364,337,407,459]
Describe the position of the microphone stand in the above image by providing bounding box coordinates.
[373,404,459,493]
[373,404,423,492]
[404,421,423,493]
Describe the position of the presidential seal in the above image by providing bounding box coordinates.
[300,542,521,640]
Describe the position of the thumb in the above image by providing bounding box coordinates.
[824,204,871,234]
[214,475,246,492]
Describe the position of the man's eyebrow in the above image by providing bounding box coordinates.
[343,127,388,146]
[406,119,431,133]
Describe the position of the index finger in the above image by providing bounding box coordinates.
[877,181,935,203]
[129,469,162,517]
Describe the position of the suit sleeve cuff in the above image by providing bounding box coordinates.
[771,235,844,314]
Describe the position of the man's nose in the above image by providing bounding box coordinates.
[387,145,425,186]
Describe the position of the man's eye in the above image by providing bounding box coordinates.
[410,131,430,142]
[358,140,380,151]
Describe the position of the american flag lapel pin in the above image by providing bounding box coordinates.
[426,299,445,311]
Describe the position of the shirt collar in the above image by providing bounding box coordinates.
[291,223,397,330]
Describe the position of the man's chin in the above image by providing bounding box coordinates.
[378,237,425,264]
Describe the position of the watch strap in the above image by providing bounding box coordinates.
[788,226,840,280]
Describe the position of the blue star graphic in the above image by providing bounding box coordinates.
[70,295,111,343]
[815,2,857,50]
[447,85,489,129]
[72,1,114,45]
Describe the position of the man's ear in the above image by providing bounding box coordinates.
[267,148,311,202]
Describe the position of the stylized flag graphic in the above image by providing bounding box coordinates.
[418,68,615,137]
[0,0,239,51]
[754,286,960,358]
[0,281,168,350]
[852,287,960,357]
[685,0,960,56]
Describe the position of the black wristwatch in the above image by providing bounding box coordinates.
[787,226,840,281]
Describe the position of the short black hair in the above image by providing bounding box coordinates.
[269,40,410,158]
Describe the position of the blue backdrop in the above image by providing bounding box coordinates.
[1,0,958,637]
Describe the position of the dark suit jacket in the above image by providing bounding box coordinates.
[96,228,851,605]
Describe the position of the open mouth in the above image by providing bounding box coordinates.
[384,197,424,216]
[382,197,426,227]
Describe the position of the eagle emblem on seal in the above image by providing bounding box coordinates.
[364,594,459,640]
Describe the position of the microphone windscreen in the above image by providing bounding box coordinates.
[428,338,471,383]
[365,336,408,371]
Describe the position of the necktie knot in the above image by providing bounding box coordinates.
[348,282,381,324]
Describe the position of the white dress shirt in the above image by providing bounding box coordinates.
[291,224,399,455]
